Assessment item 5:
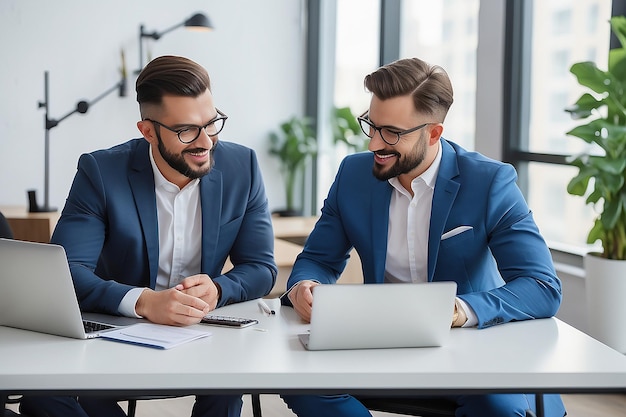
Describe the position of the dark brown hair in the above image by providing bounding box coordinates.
[364,58,454,121]
[136,55,211,105]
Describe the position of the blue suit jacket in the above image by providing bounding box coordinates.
[52,138,277,315]
[288,139,562,329]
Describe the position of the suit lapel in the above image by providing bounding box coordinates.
[427,140,460,281]
[199,168,222,273]
[371,180,392,283]
[129,142,159,288]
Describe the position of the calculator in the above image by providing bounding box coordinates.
[200,315,258,328]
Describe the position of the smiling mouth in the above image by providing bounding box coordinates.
[373,151,399,163]
[184,149,209,157]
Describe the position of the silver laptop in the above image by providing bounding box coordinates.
[0,238,132,339]
[299,281,457,350]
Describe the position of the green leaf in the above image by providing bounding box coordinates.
[566,120,605,146]
[587,218,604,245]
[610,16,626,50]
[597,169,625,194]
[602,197,623,230]
[586,187,602,205]
[566,170,591,196]
[594,157,626,175]
[569,62,618,96]
[564,93,602,119]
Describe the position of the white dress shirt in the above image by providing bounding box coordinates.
[118,146,202,317]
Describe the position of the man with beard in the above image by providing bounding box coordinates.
[20,55,277,417]
[280,58,566,417]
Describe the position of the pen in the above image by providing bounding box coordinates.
[257,300,275,315]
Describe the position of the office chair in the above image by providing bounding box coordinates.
[2,394,19,417]
[358,396,539,417]
[358,397,457,417]
[127,394,263,417]
[245,394,456,417]
[0,211,13,239]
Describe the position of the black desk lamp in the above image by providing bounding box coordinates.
[31,53,127,213]
[136,12,213,73]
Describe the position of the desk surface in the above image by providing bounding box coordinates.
[1,300,625,396]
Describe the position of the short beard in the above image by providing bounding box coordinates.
[156,136,214,179]
[372,133,427,181]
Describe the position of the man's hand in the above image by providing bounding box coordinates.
[175,274,221,311]
[135,286,211,326]
[288,280,319,323]
[451,298,468,328]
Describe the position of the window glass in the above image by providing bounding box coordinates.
[319,0,380,207]
[527,0,612,155]
[334,0,380,112]
[523,0,612,247]
[399,0,479,151]
[525,162,599,248]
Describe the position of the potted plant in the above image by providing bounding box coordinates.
[564,15,626,353]
[332,106,369,152]
[268,116,317,217]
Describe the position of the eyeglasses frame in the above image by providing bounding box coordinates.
[357,111,434,146]
[144,108,228,144]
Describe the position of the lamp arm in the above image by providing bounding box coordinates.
[34,72,126,213]
[137,20,185,73]
[142,21,185,40]
[43,77,127,130]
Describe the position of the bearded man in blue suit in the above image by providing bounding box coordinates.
[21,55,277,417]
[281,58,566,417]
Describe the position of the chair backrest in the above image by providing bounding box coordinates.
[0,211,14,239]
[358,397,457,417]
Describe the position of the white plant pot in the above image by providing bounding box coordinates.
[584,253,626,353]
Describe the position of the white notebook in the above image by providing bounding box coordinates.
[101,323,211,349]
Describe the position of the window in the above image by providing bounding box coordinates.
[399,0,479,151]
[316,0,380,207]
[504,0,614,247]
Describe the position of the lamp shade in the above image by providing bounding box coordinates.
[185,13,213,30]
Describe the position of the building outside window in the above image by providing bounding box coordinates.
[400,0,479,151]
[513,0,613,248]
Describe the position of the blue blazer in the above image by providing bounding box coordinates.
[288,139,562,329]
[52,138,277,315]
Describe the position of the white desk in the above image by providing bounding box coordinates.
[1,301,625,402]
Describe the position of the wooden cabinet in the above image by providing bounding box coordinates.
[0,206,59,243]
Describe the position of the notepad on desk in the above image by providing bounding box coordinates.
[101,323,212,349]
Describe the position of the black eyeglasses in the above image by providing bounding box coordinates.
[357,111,433,146]
[144,108,228,144]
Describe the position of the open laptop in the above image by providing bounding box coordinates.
[299,281,457,350]
[0,238,132,339]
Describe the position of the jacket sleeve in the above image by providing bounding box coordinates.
[458,164,563,328]
[286,158,355,291]
[51,153,137,314]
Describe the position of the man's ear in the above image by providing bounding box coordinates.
[428,123,444,146]
[137,120,157,145]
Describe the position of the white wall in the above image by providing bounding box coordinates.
[0,0,305,212]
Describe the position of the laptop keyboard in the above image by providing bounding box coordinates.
[83,320,115,334]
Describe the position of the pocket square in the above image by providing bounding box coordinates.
[441,225,473,240]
